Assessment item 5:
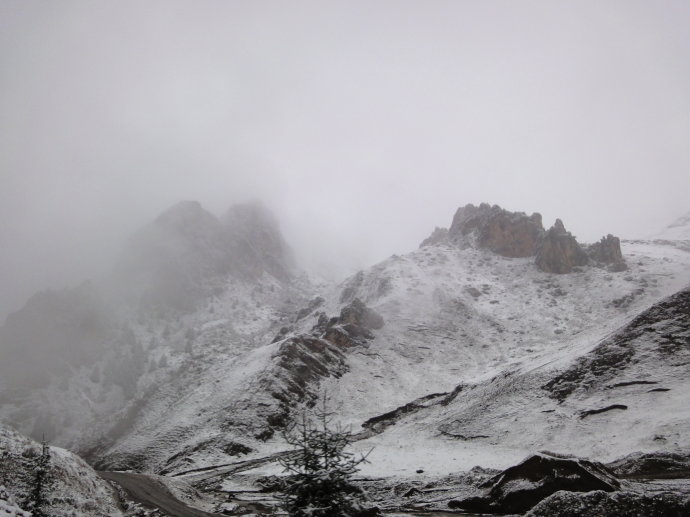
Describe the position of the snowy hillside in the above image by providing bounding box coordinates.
[0,424,123,517]
[652,211,690,241]
[0,201,312,455]
[1,201,689,492]
[92,204,690,479]
[345,284,690,478]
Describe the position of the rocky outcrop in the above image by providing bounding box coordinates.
[432,203,626,275]
[527,489,690,516]
[607,451,690,479]
[419,227,449,248]
[449,203,544,257]
[321,298,384,349]
[543,287,690,402]
[339,298,385,330]
[269,336,349,405]
[258,299,384,438]
[449,452,620,514]
[587,234,627,271]
[535,219,589,274]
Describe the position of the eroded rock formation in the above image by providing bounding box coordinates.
[588,234,627,271]
[449,452,620,514]
[425,203,627,275]
[449,203,544,257]
[535,219,589,274]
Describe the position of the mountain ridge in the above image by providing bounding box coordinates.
[1,200,689,490]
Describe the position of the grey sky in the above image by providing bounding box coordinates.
[1,1,689,321]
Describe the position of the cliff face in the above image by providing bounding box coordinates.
[535,219,590,274]
[438,203,627,275]
[449,203,544,258]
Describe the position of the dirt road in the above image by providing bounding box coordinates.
[99,471,219,517]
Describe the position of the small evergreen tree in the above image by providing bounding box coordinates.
[27,438,51,517]
[278,397,376,517]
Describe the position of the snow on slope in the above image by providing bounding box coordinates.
[4,202,690,485]
[214,236,690,481]
[0,486,31,517]
[652,212,690,241]
[0,424,123,517]
[315,238,690,428]
[95,228,690,477]
[344,284,690,479]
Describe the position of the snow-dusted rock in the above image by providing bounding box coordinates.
[449,452,619,514]
[535,218,589,273]
[449,202,544,257]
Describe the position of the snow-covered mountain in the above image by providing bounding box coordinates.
[1,201,689,494]
[0,200,309,452]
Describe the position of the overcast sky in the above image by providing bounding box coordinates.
[1,0,689,321]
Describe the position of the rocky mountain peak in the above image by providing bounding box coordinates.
[552,218,566,233]
[223,201,296,282]
[110,200,297,312]
[448,203,544,257]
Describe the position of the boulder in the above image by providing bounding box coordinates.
[448,452,620,514]
[527,489,690,516]
[535,219,589,273]
[449,203,544,257]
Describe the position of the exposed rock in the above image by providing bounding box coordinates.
[543,287,690,401]
[419,226,449,248]
[449,203,544,257]
[224,442,253,456]
[448,452,620,514]
[580,404,628,419]
[322,299,384,348]
[323,325,372,348]
[261,336,348,420]
[526,489,690,517]
[339,298,385,330]
[607,451,690,479]
[255,299,385,438]
[535,219,589,273]
[272,325,294,343]
[588,234,627,271]
[361,392,450,434]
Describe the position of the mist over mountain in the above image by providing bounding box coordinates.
[2,2,690,515]
[0,198,689,515]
